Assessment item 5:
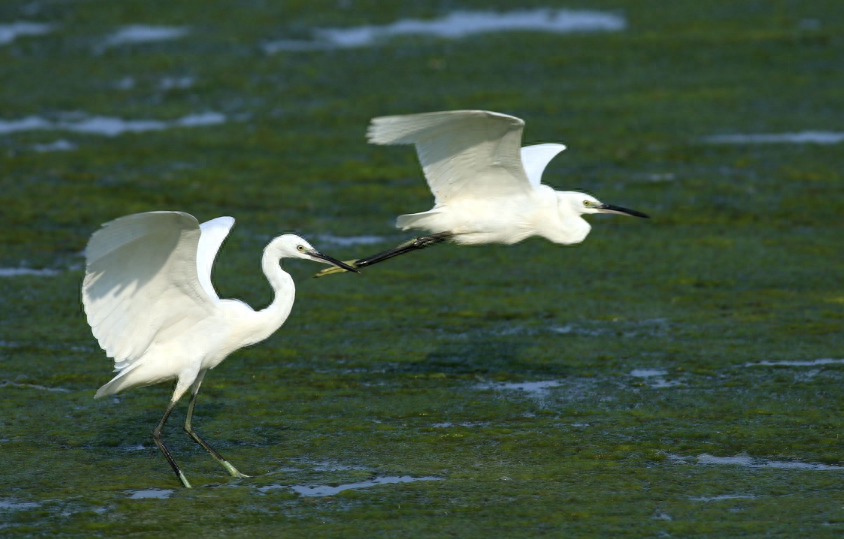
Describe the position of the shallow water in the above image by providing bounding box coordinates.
[669,453,844,471]
[288,476,441,497]
[30,139,77,152]
[745,358,844,367]
[0,380,71,392]
[478,379,563,396]
[0,112,225,137]
[101,25,189,48]
[127,489,174,500]
[703,131,844,144]
[265,8,625,52]
[0,22,52,46]
[0,267,60,276]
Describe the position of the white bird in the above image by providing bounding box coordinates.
[82,211,357,488]
[315,110,648,277]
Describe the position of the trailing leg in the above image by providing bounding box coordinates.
[183,372,249,478]
[313,232,452,277]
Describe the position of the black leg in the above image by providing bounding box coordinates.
[314,232,452,277]
[183,376,249,478]
[152,399,192,488]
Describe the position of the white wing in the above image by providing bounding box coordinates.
[82,211,217,370]
[197,216,235,301]
[520,143,566,188]
[367,110,532,204]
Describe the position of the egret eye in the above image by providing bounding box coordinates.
[583,200,590,207]
[297,245,305,252]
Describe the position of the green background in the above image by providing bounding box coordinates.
[1,0,843,536]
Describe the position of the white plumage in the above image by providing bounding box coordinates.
[371,110,646,245]
[317,110,647,277]
[82,211,356,487]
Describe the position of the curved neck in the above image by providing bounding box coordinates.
[534,187,591,245]
[257,248,295,334]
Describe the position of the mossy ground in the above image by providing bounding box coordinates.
[1,0,843,536]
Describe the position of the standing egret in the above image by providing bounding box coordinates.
[82,211,357,488]
[315,110,648,277]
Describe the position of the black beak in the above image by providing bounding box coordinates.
[308,250,360,273]
[599,203,650,219]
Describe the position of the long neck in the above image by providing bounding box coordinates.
[254,249,296,339]
[534,187,591,245]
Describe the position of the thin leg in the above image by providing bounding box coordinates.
[313,232,452,278]
[183,373,249,478]
[152,399,192,488]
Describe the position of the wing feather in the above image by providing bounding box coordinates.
[367,110,532,204]
[82,211,218,370]
[197,216,235,301]
[520,143,566,187]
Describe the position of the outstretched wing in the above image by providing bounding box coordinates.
[82,211,218,370]
[367,110,532,204]
[197,216,235,301]
[520,143,566,188]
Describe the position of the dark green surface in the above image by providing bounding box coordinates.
[2,0,844,536]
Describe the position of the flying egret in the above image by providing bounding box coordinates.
[315,110,648,277]
[82,211,357,488]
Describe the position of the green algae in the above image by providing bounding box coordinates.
[2,0,844,537]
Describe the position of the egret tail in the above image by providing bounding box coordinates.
[313,233,451,278]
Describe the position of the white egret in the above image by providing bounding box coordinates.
[82,211,357,488]
[315,110,648,277]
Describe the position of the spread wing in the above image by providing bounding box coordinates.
[197,216,235,301]
[367,110,532,204]
[520,143,566,188]
[82,211,218,370]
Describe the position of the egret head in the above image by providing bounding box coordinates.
[269,235,359,273]
[557,192,649,219]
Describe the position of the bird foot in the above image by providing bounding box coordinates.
[178,470,193,488]
[313,260,359,278]
[222,461,250,478]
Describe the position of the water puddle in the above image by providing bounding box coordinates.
[315,234,388,247]
[0,380,71,392]
[101,25,189,49]
[475,380,564,402]
[127,489,174,499]
[31,139,76,152]
[0,267,60,276]
[0,500,40,510]
[480,380,563,395]
[703,131,844,145]
[0,22,53,46]
[286,476,440,497]
[630,369,668,378]
[630,369,680,388]
[669,453,844,471]
[265,8,625,52]
[745,358,844,367]
[0,112,225,137]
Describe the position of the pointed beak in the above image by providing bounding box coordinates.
[598,203,650,219]
[307,249,360,273]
